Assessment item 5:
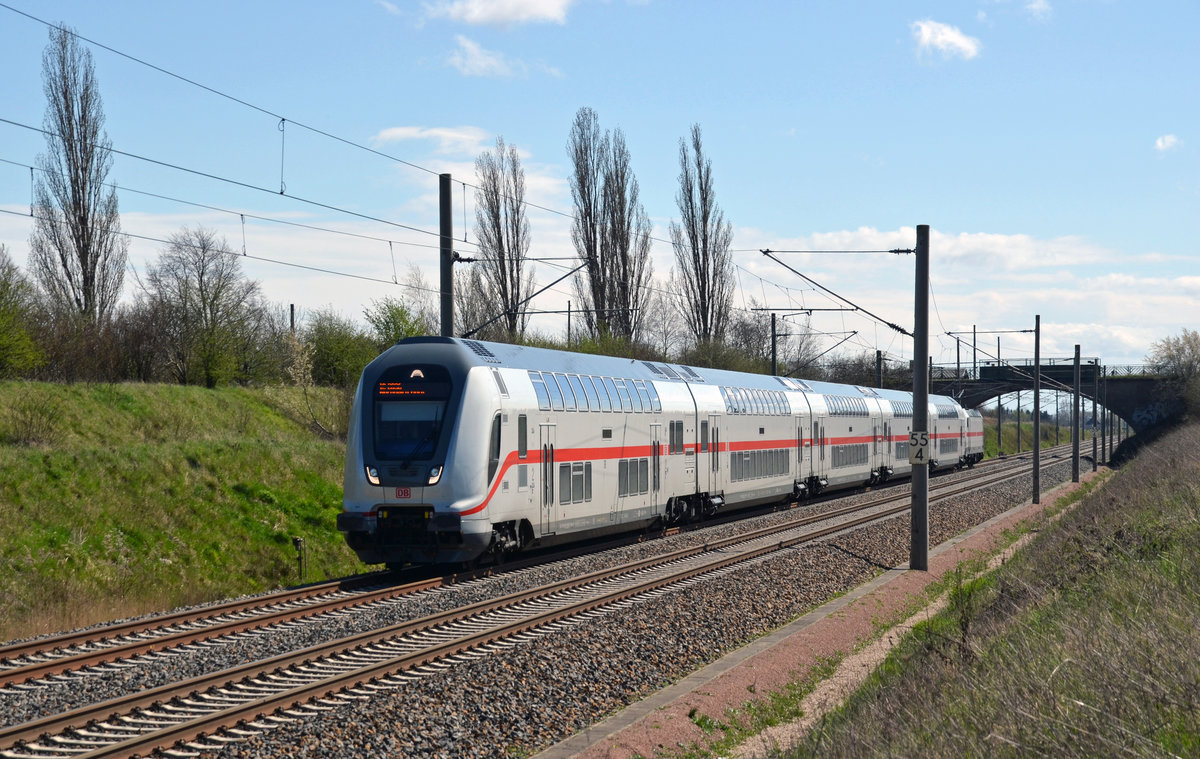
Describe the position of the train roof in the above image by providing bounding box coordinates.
[387,337,960,406]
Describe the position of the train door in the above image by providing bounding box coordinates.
[539,423,557,536]
[813,416,827,480]
[872,419,881,475]
[650,423,662,516]
[706,413,720,495]
[795,415,804,480]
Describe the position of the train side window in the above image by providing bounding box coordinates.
[638,458,649,494]
[559,463,572,504]
[626,380,644,412]
[487,414,501,484]
[614,379,634,412]
[581,376,602,411]
[571,462,585,503]
[645,381,662,413]
[585,462,593,500]
[518,415,527,459]
[601,377,619,411]
[618,460,629,497]
[529,371,551,410]
[555,373,576,411]
[633,380,653,413]
[568,375,589,411]
[700,421,709,452]
[542,372,564,411]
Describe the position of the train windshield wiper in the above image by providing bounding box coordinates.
[401,421,440,469]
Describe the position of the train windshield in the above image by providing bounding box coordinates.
[372,364,454,461]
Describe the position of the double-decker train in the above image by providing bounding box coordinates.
[337,337,984,567]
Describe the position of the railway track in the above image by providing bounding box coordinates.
[0,444,1075,695]
[0,448,1075,759]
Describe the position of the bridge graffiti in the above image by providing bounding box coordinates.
[1132,401,1177,430]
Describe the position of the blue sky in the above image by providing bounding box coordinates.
[0,0,1196,371]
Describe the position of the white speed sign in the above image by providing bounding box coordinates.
[908,430,930,465]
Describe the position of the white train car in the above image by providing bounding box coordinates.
[337,337,983,567]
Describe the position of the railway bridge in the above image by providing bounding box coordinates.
[929,359,1184,433]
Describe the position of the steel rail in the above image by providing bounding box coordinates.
[0,449,1070,758]
[0,443,1074,689]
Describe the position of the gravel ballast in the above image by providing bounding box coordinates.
[1,461,1074,758]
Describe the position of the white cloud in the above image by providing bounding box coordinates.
[1155,134,1180,152]
[375,0,400,16]
[448,35,523,77]
[371,125,492,156]
[911,20,982,60]
[1025,0,1052,21]
[425,0,572,26]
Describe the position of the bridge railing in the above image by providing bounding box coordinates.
[931,362,1158,381]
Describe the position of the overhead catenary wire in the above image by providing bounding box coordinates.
[761,248,911,337]
[0,156,468,254]
[0,1,442,179]
[0,117,461,244]
[0,206,442,294]
[1,4,948,359]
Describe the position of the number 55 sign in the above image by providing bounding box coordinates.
[908,431,930,465]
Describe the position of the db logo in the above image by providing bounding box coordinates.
[395,487,412,499]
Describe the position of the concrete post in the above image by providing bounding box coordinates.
[1072,345,1081,483]
[1092,362,1099,472]
[1033,315,1040,504]
[911,225,930,571]
[439,173,454,337]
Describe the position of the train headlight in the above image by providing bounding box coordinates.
[365,466,381,486]
[427,465,443,485]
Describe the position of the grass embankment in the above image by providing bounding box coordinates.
[779,421,1200,757]
[982,418,1103,458]
[0,382,364,641]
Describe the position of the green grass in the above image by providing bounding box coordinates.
[981,418,1104,458]
[0,381,363,640]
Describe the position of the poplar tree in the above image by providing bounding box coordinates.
[670,124,733,346]
[28,25,127,324]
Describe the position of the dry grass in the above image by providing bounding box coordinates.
[784,422,1200,758]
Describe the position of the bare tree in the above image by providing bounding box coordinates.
[670,124,733,346]
[1147,328,1200,412]
[139,227,262,387]
[600,131,653,340]
[27,25,127,324]
[568,108,654,341]
[568,108,608,337]
[641,284,686,359]
[454,266,508,341]
[473,136,533,340]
